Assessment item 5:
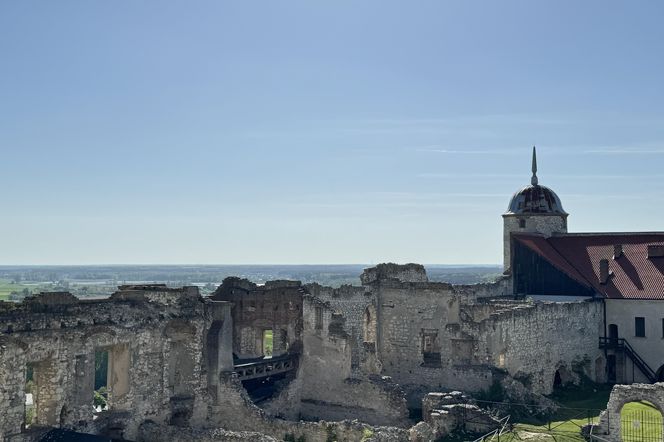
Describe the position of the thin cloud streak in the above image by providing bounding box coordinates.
[416,144,664,156]
[416,148,522,155]
[583,148,664,154]
[418,173,664,180]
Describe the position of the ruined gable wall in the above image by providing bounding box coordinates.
[365,266,509,402]
[297,296,409,427]
[361,263,428,285]
[211,279,303,359]
[304,283,377,375]
[373,281,477,398]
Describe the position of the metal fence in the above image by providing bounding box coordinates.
[471,415,510,442]
[463,399,603,441]
[620,407,663,442]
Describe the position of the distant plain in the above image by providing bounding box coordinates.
[0,264,502,301]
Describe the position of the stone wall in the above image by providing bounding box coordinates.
[360,263,428,285]
[208,373,410,442]
[304,283,378,375]
[298,295,410,427]
[0,264,615,441]
[370,278,480,404]
[360,264,601,405]
[0,287,233,441]
[211,278,303,359]
[460,299,604,395]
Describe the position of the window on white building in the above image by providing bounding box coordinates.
[635,317,646,337]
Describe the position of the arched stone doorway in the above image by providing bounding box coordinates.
[620,401,663,441]
[595,384,664,441]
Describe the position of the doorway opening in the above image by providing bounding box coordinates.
[262,329,273,358]
[609,324,619,344]
[94,349,109,411]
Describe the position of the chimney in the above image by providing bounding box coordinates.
[613,244,623,259]
[599,259,610,284]
[648,245,664,259]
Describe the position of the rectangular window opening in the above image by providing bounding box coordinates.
[94,349,109,412]
[24,363,36,428]
[314,307,323,330]
[421,329,441,367]
[635,317,646,338]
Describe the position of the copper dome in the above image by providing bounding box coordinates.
[504,146,567,216]
[505,184,567,215]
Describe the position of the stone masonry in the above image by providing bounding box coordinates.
[0,264,608,441]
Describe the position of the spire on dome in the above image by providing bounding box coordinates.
[531,145,538,186]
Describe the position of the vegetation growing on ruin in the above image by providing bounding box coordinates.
[325,424,338,442]
[93,387,108,411]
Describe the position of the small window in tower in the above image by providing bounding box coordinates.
[519,219,526,228]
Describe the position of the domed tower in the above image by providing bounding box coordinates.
[503,147,568,271]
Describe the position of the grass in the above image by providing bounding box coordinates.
[620,400,662,441]
[449,384,614,442]
[501,400,663,442]
[503,385,612,441]
[263,329,273,357]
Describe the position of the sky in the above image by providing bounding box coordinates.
[2,1,664,265]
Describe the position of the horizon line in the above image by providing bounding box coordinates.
[0,263,502,267]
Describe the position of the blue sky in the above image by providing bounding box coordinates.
[2,1,664,265]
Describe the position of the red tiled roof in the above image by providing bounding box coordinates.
[514,233,664,300]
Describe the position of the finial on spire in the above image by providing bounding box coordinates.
[531,145,538,186]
